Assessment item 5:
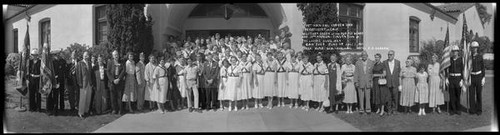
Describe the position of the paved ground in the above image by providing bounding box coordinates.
[94,107,360,132]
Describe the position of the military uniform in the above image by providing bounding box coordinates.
[47,55,66,115]
[469,42,485,115]
[448,51,463,115]
[28,57,42,112]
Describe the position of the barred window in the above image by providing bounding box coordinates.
[409,16,420,53]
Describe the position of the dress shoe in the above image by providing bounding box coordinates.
[189,108,193,112]
[197,109,202,113]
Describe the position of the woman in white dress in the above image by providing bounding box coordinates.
[238,54,252,109]
[176,58,188,109]
[252,54,266,108]
[313,54,328,112]
[299,55,314,111]
[264,52,278,109]
[219,59,230,111]
[144,54,157,111]
[342,54,357,114]
[153,55,169,113]
[428,53,444,113]
[276,52,288,107]
[286,54,300,108]
[225,56,241,111]
[123,52,137,113]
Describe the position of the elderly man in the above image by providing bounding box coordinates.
[469,41,485,116]
[107,50,126,115]
[67,51,79,112]
[28,48,42,112]
[383,50,401,115]
[76,51,93,118]
[354,51,374,114]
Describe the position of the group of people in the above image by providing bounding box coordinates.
[24,33,485,118]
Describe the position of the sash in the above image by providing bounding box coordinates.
[277,59,286,72]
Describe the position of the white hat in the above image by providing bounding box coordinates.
[471,41,479,48]
[451,45,460,51]
[31,48,39,55]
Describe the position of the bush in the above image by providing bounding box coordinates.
[4,63,16,76]
[63,43,90,63]
[5,53,21,75]
[484,59,493,70]
[420,39,444,67]
[89,42,112,60]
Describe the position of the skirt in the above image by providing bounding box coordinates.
[237,73,251,100]
[178,76,187,98]
[415,82,429,103]
[264,72,276,97]
[145,82,154,101]
[343,81,357,103]
[277,72,287,97]
[400,77,416,107]
[299,75,313,101]
[224,77,239,101]
[313,75,326,102]
[373,78,390,105]
[218,78,227,100]
[155,77,168,103]
[123,74,137,102]
[428,75,445,107]
[252,74,265,99]
[286,73,300,99]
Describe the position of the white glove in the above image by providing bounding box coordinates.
[56,84,60,89]
[481,78,485,86]
[445,79,449,86]
[459,80,463,87]
[398,85,402,91]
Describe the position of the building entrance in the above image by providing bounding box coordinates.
[185,29,270,41]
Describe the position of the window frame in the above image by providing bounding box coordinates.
[338,3,364,50]
[39,18,51,49]
[409,16,420,53]
[13,28,19,53]
[93,4,108,45]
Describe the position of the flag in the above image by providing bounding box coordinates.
[439,25,451,102]
[40,41,55,96]
[16,22,30,96]
[460,13,470,109]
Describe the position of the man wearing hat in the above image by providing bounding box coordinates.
[468,41,485,115]
[47,50,66,116]
[447,45,464,115]
[28,48,42,112]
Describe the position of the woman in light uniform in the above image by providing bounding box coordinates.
[218,59,230,111]
[299,55,314,111]
[225,56,241,111]
[276,52,288,107]
[286,54,300,108]
[312,54,328,112]
[264,52,278,109]
[176,58,188,109]
[252,54,266,108]
[238,54,252,110]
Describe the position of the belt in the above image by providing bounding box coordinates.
[449,73,461,77]
[31,74,41,78]
[187,78,196,81]
[301,73,311,75]
[160,76,168,78]
[242,71,251,73]
[289,71,299,73]
[313,73,326,75]
[471,71,482,75]
[277,71,286,73]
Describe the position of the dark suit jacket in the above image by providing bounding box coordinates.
[53,58,66,89]
[354,59,374,89]
[383,59,401,88]
[76,61,92,89]
[202,61,220,88]
[66,59,79,89]
[106,59,125,89]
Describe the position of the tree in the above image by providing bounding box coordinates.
[475,3,492,26]
[297,3,340,63]
[106,4,154,60]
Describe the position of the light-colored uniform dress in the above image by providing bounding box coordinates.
[176,64,187,98]
[123,60,137,102]
[415,71,429,104]
[218,66,228,100]
[264,59,277,97]
[313,62,328,102]
[135,61,146,108]
[299,62,314,101]
[276,59,288,98]
[225,65,240,101]
[428,63,445,107]
[400,66,417,107]
[252,62,266,99]
[144,62,156,101]
[238,61,252,100]
[286,60,300,99]
[342,64,357,104]
[153,65,168,103]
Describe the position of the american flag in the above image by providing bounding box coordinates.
[40,41,55,95]
[460,13,470,109]
[440,25,450,86]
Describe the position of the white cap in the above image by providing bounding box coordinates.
[451,45,460,51]
[31,48,39,55]
[471,41,479,48]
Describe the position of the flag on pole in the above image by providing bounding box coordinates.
[16,21,31,96]
[40,40,55,96]
[440,24,450,102]
[460,13,470,109]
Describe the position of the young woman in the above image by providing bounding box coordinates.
[176,58,188,109]
[313,54,328,112]
[372,53,389,116]
[135,52,146,112]
[327,53,342,114]
[93,54,107,115]
[225,56,241,111]
[238,54,252,110]
[428,53,444,114]
[286,54,300,108]
[144,54,157,111]
[153,55,169,114]
[276,52,288,107]
[166,57,180,111]
[252,54,266,108]
[400,57,417,114]
[219,59,230,111]
[341,54,357,114]
[299,55,314,111]
[264,52,278,109]
[123,52,137,113]
[415,64,429,116]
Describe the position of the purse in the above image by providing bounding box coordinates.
[378,77,387,85]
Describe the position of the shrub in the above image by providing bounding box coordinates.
[484,59,493,70]
[5,53,21,75]
[420,39,444,67]
[63,43,90,62]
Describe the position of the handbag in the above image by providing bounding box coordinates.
[378,77,387,85]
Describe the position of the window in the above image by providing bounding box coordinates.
[189,4,267,18]
[94,5,108,45]
[39,18,50,49]
[409,16,420,53]
[13,29,18,53]
[339,3,363,50]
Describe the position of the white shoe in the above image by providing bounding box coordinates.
[423,111,426,116]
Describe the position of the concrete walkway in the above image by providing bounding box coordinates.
[94,107,360,132]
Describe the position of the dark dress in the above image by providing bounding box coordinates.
[328,63,342,105]
[93,65,108,114]
[166,64,181,101]
[372,61,389,106]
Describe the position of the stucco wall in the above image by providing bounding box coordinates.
[183,18,274,30]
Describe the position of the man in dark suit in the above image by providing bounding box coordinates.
[195,53,206,109]
[47,51,65,116]
[354,51,374,114]
[202,53,220,111]
[107,50,126,115]
[383,50,401,115]
[28,48,42,112]
[67,51,80,112]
